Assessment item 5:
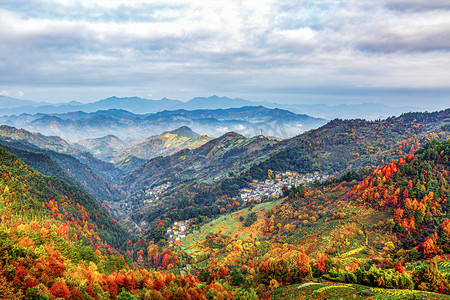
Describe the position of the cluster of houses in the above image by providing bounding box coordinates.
[239,171,331,202]
[162,171,331,244]
[166,220,188,242]
[142,181,172,204]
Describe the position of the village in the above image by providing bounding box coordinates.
[239,171,331,202]
[165,171,331,242]
[142,181,172,204]
[111,181,172,219]
[138,172,330,215]
[166,220,189,242]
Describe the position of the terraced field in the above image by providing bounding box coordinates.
[267,282,450,300]
[180,199,282,256]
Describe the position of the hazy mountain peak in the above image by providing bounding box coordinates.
[0,95,42,109]
[167,126,200,138]
[182,95,255,110]
[221,131,245,139]
[104,134,122,141]
[78,133,122,143]
[101,96,146,102]
[189,95,231,102]
[65,100,83,105]
[160,97,178,102]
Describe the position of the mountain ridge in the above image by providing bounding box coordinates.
[0,94,419,120]
[0,105,326,141]
[76,126,213,172]
[0,124,124,186]
[0,134,124,203]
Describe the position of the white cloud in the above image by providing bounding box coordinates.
[17,91,24,97]
[0,0,449,107]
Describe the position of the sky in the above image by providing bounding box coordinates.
[0,0,449,109]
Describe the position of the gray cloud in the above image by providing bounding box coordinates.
[385,0,450,11]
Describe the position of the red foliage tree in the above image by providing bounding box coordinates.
[395,262,405,273]
[316,256,327,273]
[70,286,84,300]
[50,281,71,300]
[153,279,164,291]
[219,266,229,279]
[403,189,409,199]
[297,253,311,281]
[161,253,171,268]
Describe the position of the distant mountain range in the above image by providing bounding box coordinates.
[0,106,327,141]
[0,95,47,108]
[0,95,419,120]
[0,95,254,115]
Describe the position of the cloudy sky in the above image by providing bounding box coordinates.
[1,0,449,108]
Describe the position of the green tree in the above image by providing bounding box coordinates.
[244,212,257,227]
[230,268,245,286]
[117,289,137,300]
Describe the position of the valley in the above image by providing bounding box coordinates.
[0,99,450,299]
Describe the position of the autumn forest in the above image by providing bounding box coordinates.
[1,109,450,300]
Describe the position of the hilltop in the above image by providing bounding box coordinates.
[76,126,214,173]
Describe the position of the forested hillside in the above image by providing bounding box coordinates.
[1,109,450,299]
[122,132,278,194]
[76,126,214,173]
[0,138,123,203]
[129,139,450,299]
[0,125,123,182]
[113,130,213,172]
[0,146,126,246]
[286,109,450,174]
[0,146,242,299]
[121,110,449,243]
